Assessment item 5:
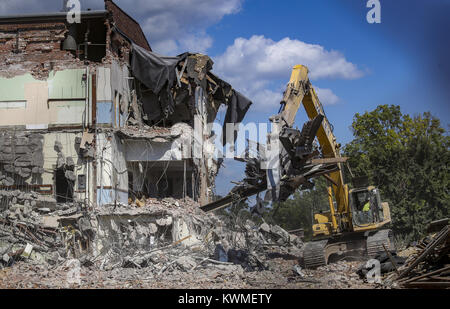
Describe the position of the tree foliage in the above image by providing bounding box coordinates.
[344,105,449,237]
[264,178,329,241]
[266,105,449,240]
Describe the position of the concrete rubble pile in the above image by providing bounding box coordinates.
[0,193,386,290]
[0,194,308,286]
[0,189,93,267]
[295,261,372,289]
[88,197,304,274]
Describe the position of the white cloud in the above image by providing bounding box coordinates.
[214,35,362,111]
[215,35,363,82]
[250,89,283,111]
[315,87,340,105]
[117,0,243,54]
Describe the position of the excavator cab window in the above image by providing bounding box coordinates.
[371,188,384,222]
[350,189,382,226]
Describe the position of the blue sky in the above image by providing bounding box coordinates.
[208,0,450,195]
[1,0,448,197]
[207,0,449,140]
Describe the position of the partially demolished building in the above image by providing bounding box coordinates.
[0,1,251,262]
[0,0,250,207]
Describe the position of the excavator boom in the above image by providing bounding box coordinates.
[280,65,396,268]
[279,65,349,232]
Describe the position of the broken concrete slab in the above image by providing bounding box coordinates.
[41,216,59,229]
[156,216,173,227]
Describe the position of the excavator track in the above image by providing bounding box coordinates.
[366,229,395,258]
[303,240,328,269]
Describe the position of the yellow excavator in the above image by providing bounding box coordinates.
[279,65,396,268]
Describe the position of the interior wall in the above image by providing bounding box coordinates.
[96,132,128,206]
[0,69,88,128]
[127,161,193,200]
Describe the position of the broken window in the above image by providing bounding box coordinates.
[55,168,74,203]
[62,19,107,63]
[78,174,86,191]
[127,161,193,201]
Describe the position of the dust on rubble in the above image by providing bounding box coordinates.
[0,259,376,289]
[0,197,379,289]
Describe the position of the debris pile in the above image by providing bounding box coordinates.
[355,219,450,288]
[357,251,407,279]
[0,189,93,267]
[302,261,369,288]
[0,196,393,290]
[89,197,304,275]
[392,224,450,288]
[0,192,310,287]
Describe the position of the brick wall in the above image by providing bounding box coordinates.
[0,22,85,79]
[105,0,151,51]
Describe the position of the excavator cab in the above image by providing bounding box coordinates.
[350,186,383,226]
[349,186,392,232]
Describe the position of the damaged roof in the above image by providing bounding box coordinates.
[0,0,151,52]
[105,0,151,51]
[130,43,252,143]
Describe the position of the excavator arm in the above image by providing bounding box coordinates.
[279,65,350,232]
[200,65,348,217]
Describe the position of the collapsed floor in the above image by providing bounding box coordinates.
[0,195,375,289]
[0,193,419,289]
[1,194,447,289]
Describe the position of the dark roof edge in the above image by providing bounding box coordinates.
[105,1,139,29]
[105,0,151,51]
[0,10,108,24]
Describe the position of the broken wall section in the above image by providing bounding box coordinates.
[0,131,44,187]
[0,130,94,209]
[0,130,97,265]
[127,46,252,204]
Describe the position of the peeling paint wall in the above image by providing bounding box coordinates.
[0,70,88,127]
[110,60,131,128]
[0,22,83,80]
[96,132,128,206]
[96,67,113,125]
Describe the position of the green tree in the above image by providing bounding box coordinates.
[344,105,449,238]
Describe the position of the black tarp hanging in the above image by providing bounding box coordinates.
[131,43,252,142]
[222,90,252,145]
[131,43,189,119]
[208,73,253,145]
[131,43,188,94]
